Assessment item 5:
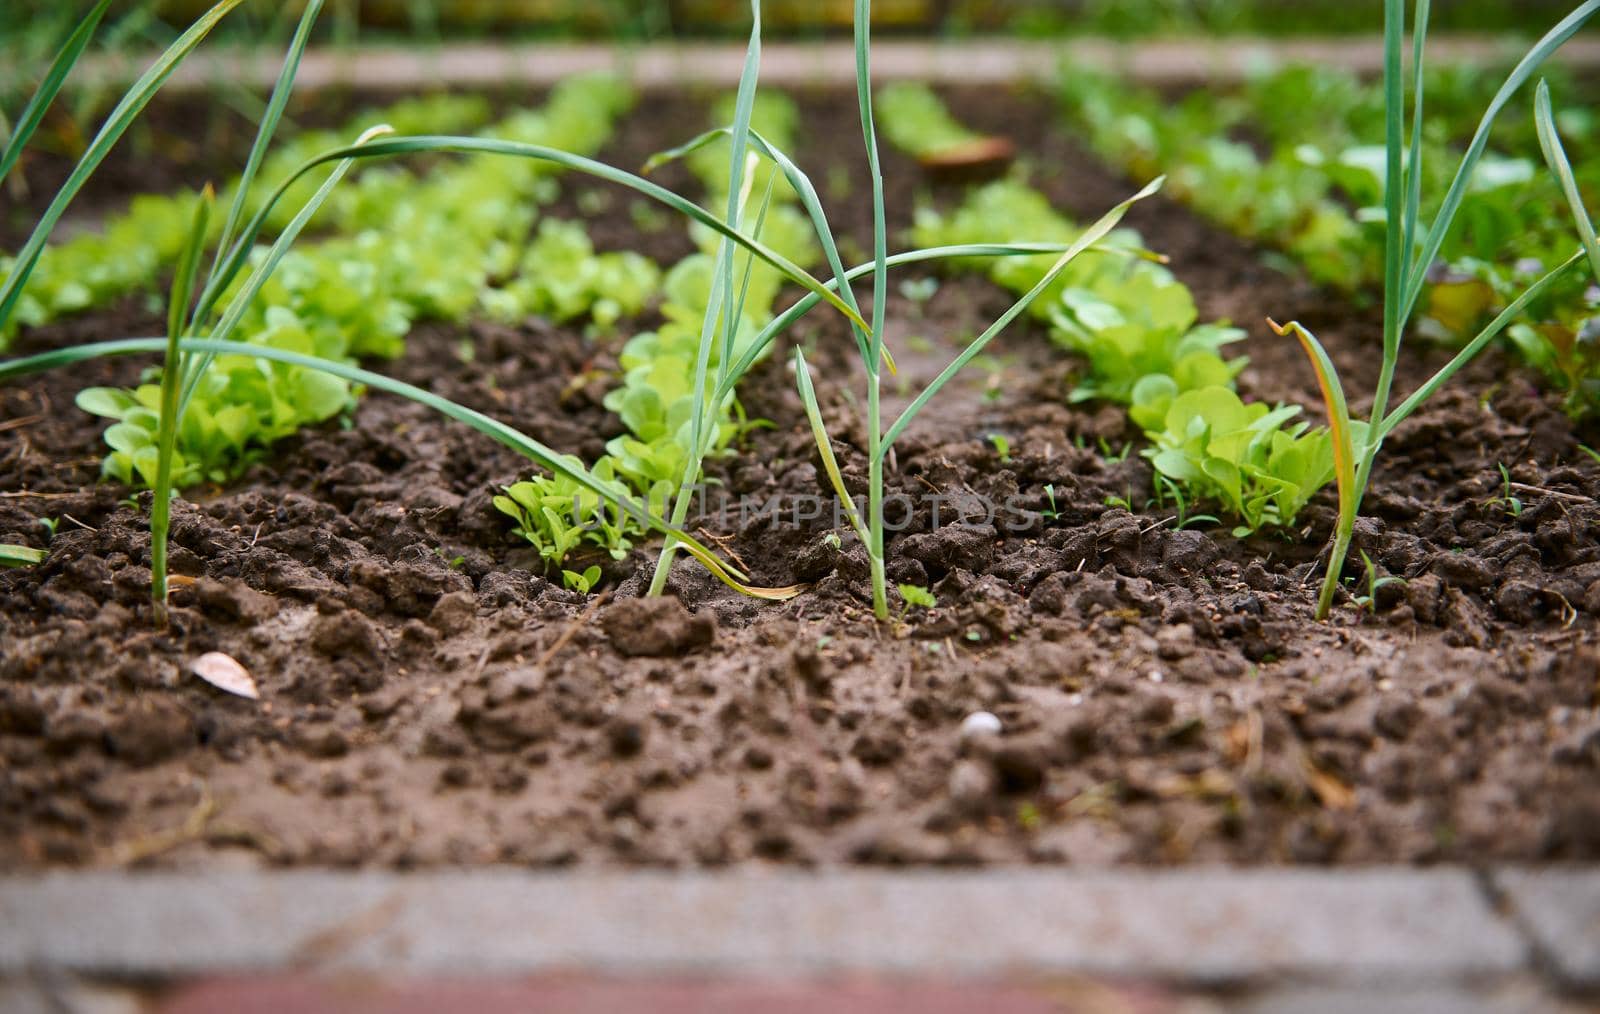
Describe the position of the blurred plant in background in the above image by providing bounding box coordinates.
[2,0,1584,50]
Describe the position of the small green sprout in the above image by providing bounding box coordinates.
[434,547,466,570]
[823,531,843,551]
[562,564,603,595]
[37,517,60,540]
[1495,463,1523,517]
[1100,486,1139,508]
[1097,438,1133,463]
[1042,484,1061,521]
[988,433,1012,464]
[1350,550,1405,614]
[1155,475,1220,531]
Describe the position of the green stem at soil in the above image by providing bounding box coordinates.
[150,187,213,624]
[149,363,181,624]
[646,263,731,599]
[646,535,679,596]
[1314,0,1408,620]
[648,8,763,600]
[1317,523,1353,619]
[867,376,888,620]
[857,0,890,621]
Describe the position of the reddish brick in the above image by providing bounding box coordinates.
[157,974,1175,1014]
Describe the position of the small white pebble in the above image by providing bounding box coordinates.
[1067,693,1084,707]
[1147,670,1165,684]
[1376,678,1393,692]
[960,711,1003,739]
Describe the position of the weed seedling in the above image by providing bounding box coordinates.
[1155,475,1220,531]
[988,433,1012,464]
[1350,550,1406,613]
[434,547,466,569]
[1098,437,1133,462]
[1495,463,1523,517]
[1042,483,1061,521]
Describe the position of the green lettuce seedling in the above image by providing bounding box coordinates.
[1140,386,1341,536]
[897,583,937,620]
[876,82,985,157]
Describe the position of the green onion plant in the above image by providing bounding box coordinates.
[787,0,1159,618]
[631,0,1160,614]
[1271,0,1597,619]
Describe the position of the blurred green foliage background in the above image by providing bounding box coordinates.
[3,0,1591,47]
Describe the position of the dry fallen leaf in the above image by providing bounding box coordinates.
[190,651,259,700]
[1304,759,1355,811]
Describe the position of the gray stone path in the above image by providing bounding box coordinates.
[0,868,1596,1010]
[34,36,1600,95]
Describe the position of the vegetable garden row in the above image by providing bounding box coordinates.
[6,2,1599,618]
[3,0,1600,868]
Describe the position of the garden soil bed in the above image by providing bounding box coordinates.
[3,87,1599,871]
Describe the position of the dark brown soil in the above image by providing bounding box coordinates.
[3,87,1599,871]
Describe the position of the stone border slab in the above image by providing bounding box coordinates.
[0,869,1529,987]
[30,36,1600,95]
[1494,870,1600,990]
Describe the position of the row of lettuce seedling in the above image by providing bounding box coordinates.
[1058,61,1600,417]
[883,83,1338,537]
[59,75,650,490]
[0,92,494,347]
[494,90,820,588]
[881,21,1600,622]
[1069,4,1599,617]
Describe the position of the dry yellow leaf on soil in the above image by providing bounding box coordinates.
[190,651,259,700]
